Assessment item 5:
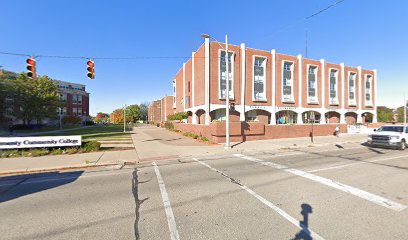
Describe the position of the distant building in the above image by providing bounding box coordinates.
[55,80,90,123]
[1,77,90,125]
[148,96,174,124]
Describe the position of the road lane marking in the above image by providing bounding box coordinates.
[234,154,407,212]
[192,158,325,240]
[152,162,180,240]
[308,154,408,173]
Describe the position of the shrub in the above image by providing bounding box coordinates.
[81,141,101,152]
[30,148,50,157]
[164,122,174,130]
[84,121,95,126]
[199,137,209,142]
[167,112,188,121]
[51,148,63,155]
[65,147,79,154]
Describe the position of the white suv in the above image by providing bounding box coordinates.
[368,125,408,150]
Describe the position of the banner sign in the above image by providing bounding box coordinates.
[0,136,82,149]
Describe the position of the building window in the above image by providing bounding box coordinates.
[72,108,77,116]
[78,95,82,104]
[78,108,82,116]
[219,51,234,99]
[247,110,259,122]
[276,111,297,124]
[253,57,266,101]
[188,81,191,93]
[329,69,338,104]
[365,75,372,105]
[213,109,226,121]
[348,72,356,105]
[72,95,78,104]
[173,80,176,108]
[307,66,317,103]
[282,62,294,102]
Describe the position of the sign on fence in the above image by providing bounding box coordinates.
[0,136,82,149]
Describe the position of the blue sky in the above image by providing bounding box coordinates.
[1,0,407,115]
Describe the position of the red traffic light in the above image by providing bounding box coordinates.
[26,57,36,78]
[86,59,95,79]
[26,58,36,65]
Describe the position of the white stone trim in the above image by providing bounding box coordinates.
[373,69,378,123]
[340,63,345,109]
[240,43,246,121]
[192,52,195,107]
[182,63,186,112]
[298,54,302,108]
[204,38,210,125]
[357,66,362,110]
[271,49,276,125]
[320,59,325,109]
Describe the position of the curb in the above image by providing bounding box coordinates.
[0,163,123,176]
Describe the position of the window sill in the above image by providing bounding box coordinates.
[252,99,268,103]
[282,101,295,104]
[348,104,357,107]
[307,101,319,105]
[329,103,339,106]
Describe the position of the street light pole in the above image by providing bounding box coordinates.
[201,33,231,149]
[404,95,407,125]
[123,104,127,133]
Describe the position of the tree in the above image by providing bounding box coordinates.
[110,108,124,124]
[139,102,148,122]
[377,106,393,123]
[396,106,407,123]
[0,70,18,127]
[126,104,140,123]
[95,112,110,124]
[12,73,60,125]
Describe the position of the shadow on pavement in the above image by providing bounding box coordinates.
[0,171,83,203]
[293,203,313,240]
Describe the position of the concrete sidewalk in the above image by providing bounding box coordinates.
[131,125,368,161]
[0,125,368,175]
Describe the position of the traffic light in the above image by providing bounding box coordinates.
[87,59,95,79]
[26,57,36,78]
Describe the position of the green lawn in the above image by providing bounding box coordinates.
[14,125,83,134]
[39,125,132,141]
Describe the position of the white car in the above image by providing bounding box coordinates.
[367,125,408,150]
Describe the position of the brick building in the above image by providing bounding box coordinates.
[172,39,377,125]
[56,80,90,123]
[148,96,174,124]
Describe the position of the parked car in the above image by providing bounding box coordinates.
[367,125,408,150]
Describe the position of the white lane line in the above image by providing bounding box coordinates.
[192,158,325,240]
[0,170,133,187]
[308,155,408,173]
[234,154,407,212]
[152,162,180,240]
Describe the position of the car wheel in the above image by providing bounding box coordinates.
[399,140,406,150]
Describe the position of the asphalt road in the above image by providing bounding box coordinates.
[1,143,408,239]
